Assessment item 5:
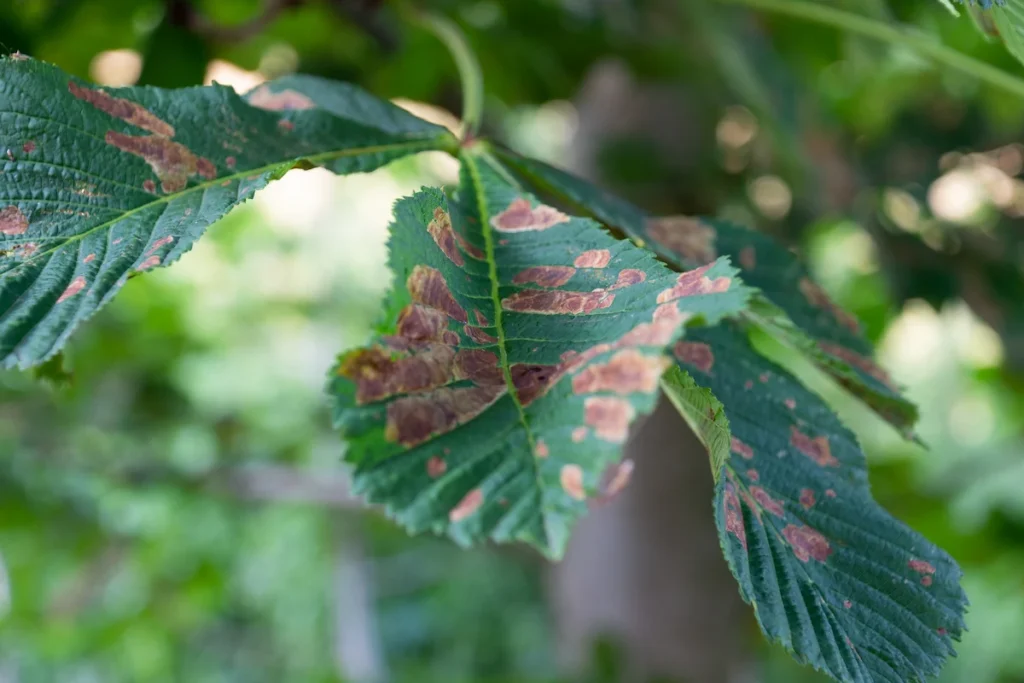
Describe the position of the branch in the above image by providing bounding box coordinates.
[719,0,1024,99]
[166,0,303,43]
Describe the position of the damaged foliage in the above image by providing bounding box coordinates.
[0,53,968,683]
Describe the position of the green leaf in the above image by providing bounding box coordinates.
[0,56,456,369]
[660,365,731,484]
[328,149,752,558]
[675,323,966,683]
[491,148,919,436]
[957,0,1024,66]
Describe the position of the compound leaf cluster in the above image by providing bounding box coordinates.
[0,55,968,683]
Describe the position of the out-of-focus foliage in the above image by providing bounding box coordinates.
[3,0,1024,681]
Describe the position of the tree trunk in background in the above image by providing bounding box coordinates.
[549,61,752,683]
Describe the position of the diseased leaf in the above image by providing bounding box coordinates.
[0,56,456,369]
[328,149,752,558]
[676,323,966,683]
[491,148,919,436]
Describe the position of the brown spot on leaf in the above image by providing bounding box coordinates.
[427,207,464,266]
[784,398,796,410]
[57,276,87,303]
[464,324,498,345]
[0,206,28,235]
[731,437,754,460]
[723,482,747,549]
[453,230,485,259]
[908,559,936,579]
[491,198,570,232]
[616,306,689,348]
[226,156,237,169]
[512,265,576,288]
[647,216,717,265]
[574,249,611,268]
[937,628,947,636]
[147,235,175,255]
[584,396,635,443]
[196,157,216,179]
[248,86,316,111]
[22,141,35,154]
[747,469,760,482]
[143,179,156,193]
[799,278,860,333]
[739,246,756,270]
[759,373,770,383]
[560,464,586,501]
[138,255,160,271]
[427,456,447,478]
[674,341,714,373]
[106,131,213,193]
[449,488,484,522]
[843,600,852,609]
[11,242,38,259]
[657,264,731,303]
[571,427,588,443]
[455,349,504,386]
[535,440,550,458]
[386,385,504,447]
[751,486,783,516]
[744,380,754,390]
[502,289,613,315]
[818,342,897,390]
[782,524,832,563]
[921,576,933,587]
[473,310,490,327]
[340,344,457,404]
[83,253,96,264]
[408,265,467,322]
[800,488,816,509]
[610,269,646,290]
[790,427,839,467]
[68,81,175,137]
[511,363,563,405]
[571,349,668,395]
[395,304,452,347]
[825,489,836,498]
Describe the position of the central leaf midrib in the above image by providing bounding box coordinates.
[462,151,550,544]
[5,138,443,278]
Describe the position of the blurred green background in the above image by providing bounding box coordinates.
[3,0,1024,681]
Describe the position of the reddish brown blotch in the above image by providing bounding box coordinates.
[646,216,717,265]
[782,523,832,562]
[674,341,714,373]
[491,198,570,232]
[790,426,839,467]
[57,276,87,303]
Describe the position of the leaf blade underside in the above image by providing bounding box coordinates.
[329,151,752,559]
[491,148,919,436]
[0,56,455,368]
[677,324,966,683]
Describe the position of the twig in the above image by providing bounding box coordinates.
[167,0,304,43]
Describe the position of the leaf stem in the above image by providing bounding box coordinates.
[719,0,1024,99]
[415,12,485,139]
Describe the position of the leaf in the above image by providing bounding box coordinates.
[676,323,966,683]
[956,0,1024,67]
[491,148,919,436]
[660,365,730,484]
[0,56,456,369]
[328,150,752,558]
